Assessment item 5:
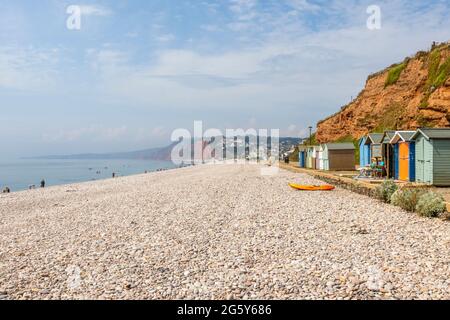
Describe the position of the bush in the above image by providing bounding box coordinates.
[385,62,407,87]
[391,188,427,212]
[289,147,299,162]
[416,192,447,218]
[432,57,450,87]
[376,180,398,203]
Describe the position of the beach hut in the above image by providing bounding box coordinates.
[381,131,397,178]
[313,146,320,170]
[306,146,317,169]
[365,133,384,163]
[390,131,416,182]
[298,145,307,168]
[317,145,324,170]
[411,128,450,186]
[322,143,356,171]
[359,136,371,168]
[306,146,313,169]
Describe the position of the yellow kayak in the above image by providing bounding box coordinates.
[289,183,335,191]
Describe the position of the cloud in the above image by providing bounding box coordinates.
[0,47,60,91]
[76,0,450,128]
[229,0,258,27]
[286,0,321,12]
[155,33,175,42]
[151,126,168,136]
[79,5,112,16]
[4,0,450,157]
[125,32,139,38]
[227,22,253,32]
[201,24,222,32]
[148,49,267,79]
[41,125,173,150]
[85,48,128,75]
[283,124,309,138]
[229,0,257,14]
[43,125,128,143]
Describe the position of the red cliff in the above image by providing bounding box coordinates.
[316,42,450,143]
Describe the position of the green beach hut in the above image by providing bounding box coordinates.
[411,128,450,186]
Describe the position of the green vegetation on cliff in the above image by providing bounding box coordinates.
[420,48,450,108]
[385,62,407,87]
[433,56,450,87]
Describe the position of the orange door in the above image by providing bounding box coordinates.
[398,142,409,181]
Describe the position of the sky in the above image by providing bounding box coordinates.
[1,0,450,157]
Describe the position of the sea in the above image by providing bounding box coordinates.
[0,159,177,193]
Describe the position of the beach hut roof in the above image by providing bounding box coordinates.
[381,131,396,144]
[411,128,450,140]
[324,143,355,150]
[366,133,384,144]
[389,131,416,144]
[358,136,367,146]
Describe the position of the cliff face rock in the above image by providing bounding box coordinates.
[316,42,450,143]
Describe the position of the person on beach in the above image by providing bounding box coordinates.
[2,187,10,193]
[40,180,45,188]
[112,172,116,178]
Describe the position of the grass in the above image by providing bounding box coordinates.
[427,49,442,86]
[420,49,450,108]
[432,56,450,87]
[417,113,435,128]
[419,95,431,109]
[304,133,317,146]
[385,62,407,87]
[289,146,299,163]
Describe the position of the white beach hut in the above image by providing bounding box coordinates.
[317,145,324,170]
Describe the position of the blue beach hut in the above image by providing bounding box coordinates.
[298,145,307,168]
[359,136,371,167]
[365,133,384,164]
[390,131,416,182]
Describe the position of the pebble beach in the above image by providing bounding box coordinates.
[0,164,449,300]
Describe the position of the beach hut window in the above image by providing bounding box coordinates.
[371,144,382,159]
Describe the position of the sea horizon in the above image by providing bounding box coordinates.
[0,158,176,193]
